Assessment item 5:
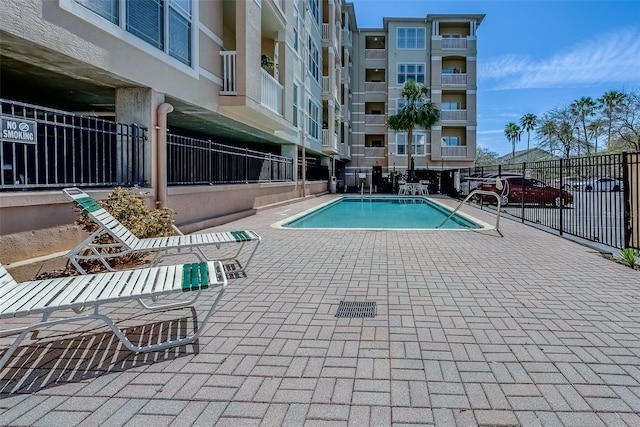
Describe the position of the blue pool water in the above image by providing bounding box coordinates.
[282,197,482,229]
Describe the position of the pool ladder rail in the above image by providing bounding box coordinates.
[437,178,505,233]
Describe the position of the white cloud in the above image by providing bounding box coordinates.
[479,28,640,90]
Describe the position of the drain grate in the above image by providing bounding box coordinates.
[335,301,377,318]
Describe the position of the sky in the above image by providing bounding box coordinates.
[349,0,640,156]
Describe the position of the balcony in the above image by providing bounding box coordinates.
[441,74,467,86]
[440,109,467,121]
[340,143,351,159]
[261,68,282,115]
[322,76,338,100]
[365,49,385,60]
[364,82,386,92]
[441,38,467,49]
[364,114,386,125]
[342,28,352,48]
[220,51,237,95]
[441,145,468,157]
[322,129,339,153]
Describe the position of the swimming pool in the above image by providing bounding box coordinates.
[277,196,486,230]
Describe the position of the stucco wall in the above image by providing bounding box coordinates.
[0,182,328,265]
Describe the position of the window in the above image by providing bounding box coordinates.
[397,63,425,85]
[308,36,320,82]
[293,84,299,128]
[441,102,460,110]
[397,98,425,112]
[293,6,300,53]
[442,136,460,146]
[75,0,118,23]
[397,133,426,155]
[308,0,319,26]
[74,0,192,66]
[397,27,425,49]
[308,100,320,139]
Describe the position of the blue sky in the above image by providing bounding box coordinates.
[350,0,640,156]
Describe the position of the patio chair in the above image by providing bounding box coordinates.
[63,187,260,277]
[398,182,409,195]
[0,260,227,371]
[413,183,427,195]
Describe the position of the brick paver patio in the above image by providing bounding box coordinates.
[1,195,639,426]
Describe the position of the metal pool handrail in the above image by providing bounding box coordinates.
[437,189,502,232]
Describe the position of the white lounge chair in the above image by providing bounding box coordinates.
[0,261,227,370]
[63,187,261,278]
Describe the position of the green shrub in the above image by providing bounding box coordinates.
[73,187,176,273]
[619,248,639,269]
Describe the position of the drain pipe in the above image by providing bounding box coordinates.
[156,102,173,209]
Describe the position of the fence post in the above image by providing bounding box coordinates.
[622,152,631,248]
[245,147,248,183]
[559,158,564,236]
[520,162,525,222]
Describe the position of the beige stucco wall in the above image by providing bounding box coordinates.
[0,182,328,265]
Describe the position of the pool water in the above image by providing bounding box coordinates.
[282,197,482,229]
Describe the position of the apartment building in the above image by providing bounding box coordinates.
[348,13,485,191]
[0,0,482,262]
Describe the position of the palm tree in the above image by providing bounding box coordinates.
[597,90,626,152]
[570,97,597,155]
[519,113,537,162]
[504,122,522,162]
[388,79,440,180]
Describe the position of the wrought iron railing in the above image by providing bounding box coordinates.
[167,134,294,185]
[459,152,639,250]
[1,99,148,190]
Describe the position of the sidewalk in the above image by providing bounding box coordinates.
[1,195,639,426]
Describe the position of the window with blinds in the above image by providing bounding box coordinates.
[74,0,192,66]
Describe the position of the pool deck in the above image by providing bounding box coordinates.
[1,194,640,426]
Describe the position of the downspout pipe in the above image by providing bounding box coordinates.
[156,102,173,209]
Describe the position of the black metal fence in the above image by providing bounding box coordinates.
[1,99,148,190]
[167,134,294,184]
[300,161,330,181]
[459,152,640,250]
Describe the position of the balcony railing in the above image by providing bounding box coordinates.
[364,114,386,125]
[441,145,468,157]
[342,28,352,47]
[322,129,338,152]
[440,109,467,121]
[365,49,385,59]
[340,143,351,158]
[441,38,467,49]
[441,74,467,85]
[220,51,237,95]
[261,69,282,115]
[322,23,334,42]
[364,82,386,92]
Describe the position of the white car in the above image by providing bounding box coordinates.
[577,177,624,192]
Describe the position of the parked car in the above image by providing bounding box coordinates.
[551,177,583,191]
[575,177,623,192]
[459,172,521,195]
[477,177,574,207]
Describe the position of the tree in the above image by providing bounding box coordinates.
[504,122,522,162]
[613,90,640,152]
[519,113,537,162]
[570,96,597,155]
[537,116,559,156]
[475,147,500,166]
[387,79,440,179]
[597,90,626,152]
[536,107,580,158]
[587,118,606,154]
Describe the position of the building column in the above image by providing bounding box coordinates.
[115,87,165,192]
[281,144,298,183]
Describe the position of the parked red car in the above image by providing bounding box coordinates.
[477,177,573,207]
